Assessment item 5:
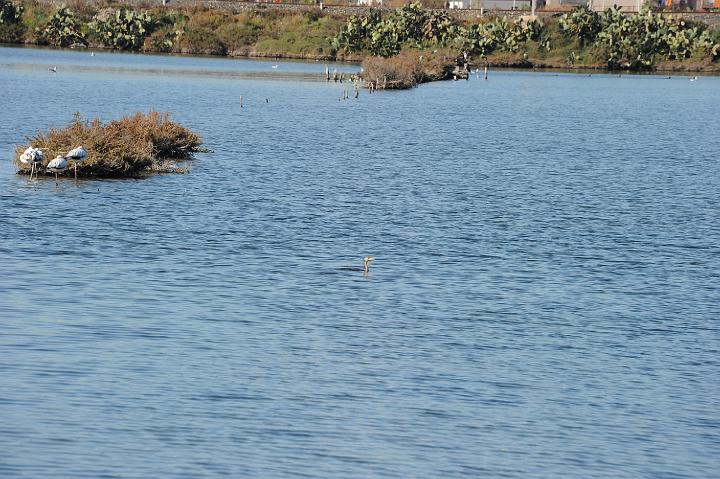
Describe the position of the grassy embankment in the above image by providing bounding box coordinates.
[2,0,719,89]
[0,0,349,60]
[338,3,720,88]
[15,112,204,177]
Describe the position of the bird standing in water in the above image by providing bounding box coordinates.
[19,147,44,179]
[66,146,87,180]
[47,155,68,186]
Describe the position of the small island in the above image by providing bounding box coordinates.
[14,112,204,178]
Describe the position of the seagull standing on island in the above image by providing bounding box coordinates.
[66,146,87,180]
[19,147,44,179]
[47,155,68,186]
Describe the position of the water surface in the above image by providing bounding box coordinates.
[1,46,719,478]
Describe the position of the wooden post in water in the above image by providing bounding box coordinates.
[383,75,387,90]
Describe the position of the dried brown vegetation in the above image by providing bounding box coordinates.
[361,49,456,89]
[15,112,203,178]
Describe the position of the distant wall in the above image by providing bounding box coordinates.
[34,0,720,26]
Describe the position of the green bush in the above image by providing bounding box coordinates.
[90,8,155,50]
[36,7,86,47]
[558,5,601,47]
[147,24,183,53]
[176,27,226,55]
[0,0,23,24]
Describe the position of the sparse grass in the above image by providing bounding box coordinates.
[252,13,342,58]
[15,112,203,178]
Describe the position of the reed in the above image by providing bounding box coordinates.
[15,112,203,178]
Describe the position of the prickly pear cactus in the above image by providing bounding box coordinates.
[37,7,86,47]
[0,0,23,24]
[90,8,155,51]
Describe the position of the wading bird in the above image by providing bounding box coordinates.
[19,147,44,179]
[66,146,87,180]
[47,155,68,186]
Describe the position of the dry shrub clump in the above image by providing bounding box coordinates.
[15,112,203,177]
[361,49,455,89]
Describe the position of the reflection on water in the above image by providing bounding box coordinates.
[1,46,719,478]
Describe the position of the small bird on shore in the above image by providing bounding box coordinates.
[47,155,68,186]
[66,146,88,180]
[19,147,44,179]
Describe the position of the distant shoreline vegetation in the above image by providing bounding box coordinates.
[1,0,719,86]
[14,112,204,178]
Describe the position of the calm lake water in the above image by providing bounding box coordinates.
[1,45,719,478]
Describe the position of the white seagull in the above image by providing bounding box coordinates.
[47,155,68,186]
[66,146,88,180]
[19,147,44,179]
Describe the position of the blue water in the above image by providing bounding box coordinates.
[1,46,719,478]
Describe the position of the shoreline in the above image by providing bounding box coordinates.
[1,0,718,89]
[3,43,717,80]
[3,40,719,75]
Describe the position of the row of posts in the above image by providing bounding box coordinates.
[238,63,489,106]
